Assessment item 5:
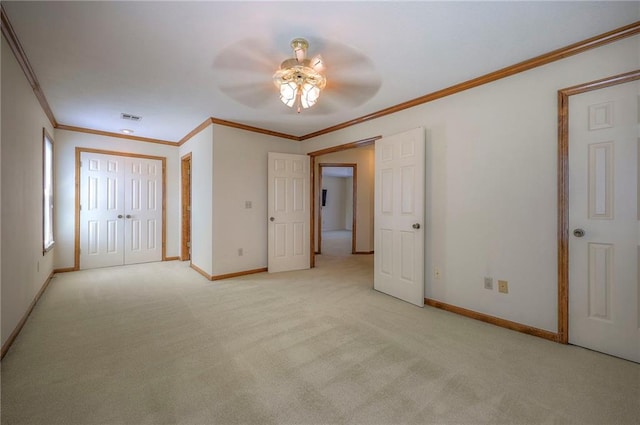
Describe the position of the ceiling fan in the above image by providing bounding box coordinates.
[213,37,381,115]
[273,38,326,113]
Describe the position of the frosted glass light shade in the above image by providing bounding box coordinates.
[279,81,297,107]
[300,83,320,109]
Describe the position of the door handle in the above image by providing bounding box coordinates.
[412,223,421,229]
[117,214,123,219]
[270,217,275,222]
[126,214,132,219]
[573,228,585,238]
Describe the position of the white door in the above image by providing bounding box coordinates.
[268,152,310,273]
[123,158,163,265]
[80,152,125,269]
[568,81,639,363]
[374,128,425,307]
[80,152,163,269]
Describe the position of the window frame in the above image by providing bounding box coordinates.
[43,128,55,253]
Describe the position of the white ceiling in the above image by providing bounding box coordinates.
[4,1,639,142]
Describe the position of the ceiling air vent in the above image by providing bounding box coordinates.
[121,113,142,121]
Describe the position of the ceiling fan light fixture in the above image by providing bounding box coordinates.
[300,83,320,109]
[273,38,326,113]
[279,81,298,107]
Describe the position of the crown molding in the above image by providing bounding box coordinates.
[178,117,302,147]
[210,118,301,141]
[1,4,57,128]
[177,118,214,146]
[3,5,637,146]
[57,124,177,146]
[299,20,640,140]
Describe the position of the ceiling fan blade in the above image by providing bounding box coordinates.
[324,78,382,108]
[218,82,276,108]
[295,99,340,115]
[315,40,375,73]
[212,38,278,74]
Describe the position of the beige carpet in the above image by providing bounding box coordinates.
[321,230,353,257]
[1,256,639,424]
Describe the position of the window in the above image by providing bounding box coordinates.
[43,129,54,253]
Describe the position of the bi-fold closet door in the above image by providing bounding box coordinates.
[79,151,163,269]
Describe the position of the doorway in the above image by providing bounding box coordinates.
[318,164,356,256]
[181,153,192,261]
[558,70,640,363]
[308,136,379,268]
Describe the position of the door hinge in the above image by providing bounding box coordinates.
[187,242,191,247]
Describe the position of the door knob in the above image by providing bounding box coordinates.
[412,223,421,229]
[573,228,585,238]
[117,214,123,219]
[126,214,132,219]
[270,217,275,222]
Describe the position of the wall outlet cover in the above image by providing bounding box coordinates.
[498,280,509,294]
[434,268,441,279]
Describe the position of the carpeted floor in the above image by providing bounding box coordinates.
[1,256,639,424]
[321,230,353,257]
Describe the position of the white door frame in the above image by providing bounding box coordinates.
[557,69,640,343]
[74,148,167,270]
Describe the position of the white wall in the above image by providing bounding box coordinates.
[314,146,375,253]
[211,125,300,276]
[179,125,214,275]
[1,36,56,346]
[345,177,353,231]
[301,36,640,333]
[321,176,348,231]
[54,130,180,270]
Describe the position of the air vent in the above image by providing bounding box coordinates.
[121,113,142,121]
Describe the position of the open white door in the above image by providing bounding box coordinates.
[568,81,639,363]
[374,128,425,306]
[268,152,310,273]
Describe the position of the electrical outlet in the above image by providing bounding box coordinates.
[498,280,509,294]
[238,248,243,256]
[484,277,493,290]
[245,201,252,209]
[434,267,441,279]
